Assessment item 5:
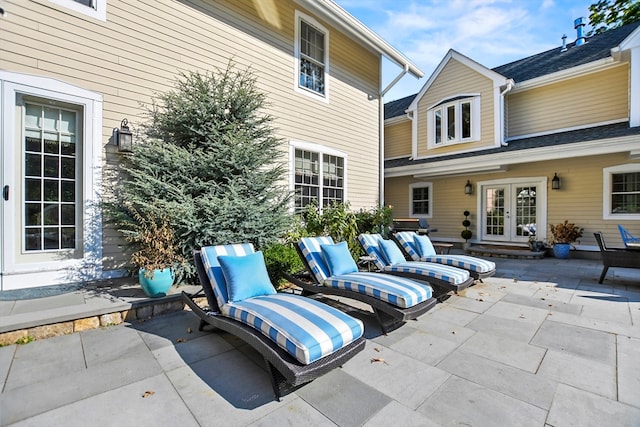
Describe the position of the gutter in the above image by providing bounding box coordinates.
[499,79,515,146]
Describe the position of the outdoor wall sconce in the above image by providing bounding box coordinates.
[116,118,133,152]
[552,172,560,190]
[464,180,473,195]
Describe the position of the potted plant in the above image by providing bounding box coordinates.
[461,211,472,250]
[549,220,583,259]
[124,207,187,297]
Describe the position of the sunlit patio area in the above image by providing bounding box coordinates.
[1,255,640,426]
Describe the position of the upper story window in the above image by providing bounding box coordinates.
[603,164,640,220]
[48,0,106,21]
[291,142,345,212]
[427,95,480,148]
[295,11,329,101]
[409,182,432,218]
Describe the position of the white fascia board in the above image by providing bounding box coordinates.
[620,24,640,50]
[295,0,423,78]
[509,57,617,93]
[385,134,639,178]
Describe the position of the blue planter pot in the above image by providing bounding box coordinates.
[552,243,571,259]
[139,268,174,298]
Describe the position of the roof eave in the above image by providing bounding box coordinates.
[295,0,424,79]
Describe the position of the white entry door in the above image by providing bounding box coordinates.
[1,72,103,290]
[480,178,547,243]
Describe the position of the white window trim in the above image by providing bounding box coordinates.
[289,140,347,212]
[427,94,480,148]
[294,10,330,103]
[0,71,103,289]
[47,0,107,21]
[409,182,433,218]
[603,163,640,220]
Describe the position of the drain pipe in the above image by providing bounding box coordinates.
[378,64,409,206]
[499,79,515,146]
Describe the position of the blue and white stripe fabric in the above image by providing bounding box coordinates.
[223,293,364,365]
[359,233,472,286]
[298,236,432,308]
[324,271,432,308]
[394,232,495,274]
[201,243,256,309]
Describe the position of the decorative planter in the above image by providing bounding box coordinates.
[552,243,571,259]
[139,268,174,298]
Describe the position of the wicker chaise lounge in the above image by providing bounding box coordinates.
[393,231,496,281]
[288,236,438,334]
[594,232,640,284]
[182,244,365,401]
[357,233,474,296]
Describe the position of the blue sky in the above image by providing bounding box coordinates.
[337,0,594,101]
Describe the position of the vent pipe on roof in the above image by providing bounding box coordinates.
[560,34,568,52]
[574,17,586,46]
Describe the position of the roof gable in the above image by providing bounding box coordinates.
[407,49,508,112]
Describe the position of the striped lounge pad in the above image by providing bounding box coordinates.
[298,236,432,308]
[381,262,471,286]
[394,231,495,273]
[222,293,364,365]
[324,271,433,308]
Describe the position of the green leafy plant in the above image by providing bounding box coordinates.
[262,242,304,289]
[461,210,472,241]
[549,220,584,244]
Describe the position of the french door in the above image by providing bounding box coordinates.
[481,179,547,243]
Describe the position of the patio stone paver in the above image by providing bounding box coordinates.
[617,335,640,408]
[341,342,450,409]
[417,376,548,426]
[296,369,391,427]
[547,384,640,427]
[437,350,558,410]
[537,349,617,399]
[457,331,547,372]
[531,320,616,364]
[1,256,640,426]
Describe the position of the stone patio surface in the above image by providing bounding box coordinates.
[1,256,639,426]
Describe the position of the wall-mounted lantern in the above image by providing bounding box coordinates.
[464,180,473,195]
[552,173,560,190]
[116,118,133,152]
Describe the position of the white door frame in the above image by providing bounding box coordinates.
[1,71,104,290]
[476,176,548,243]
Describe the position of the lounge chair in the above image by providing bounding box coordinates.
[182,244,365,401]
[618,225,640,249]
[393,231,496,281]
[594,232,640,283]
[357,233,474,295]
[288,236,437,334]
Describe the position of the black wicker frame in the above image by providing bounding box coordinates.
[289,243,438,334]
[183,251,366,401]
[594,232,640,284]
[390,232,494,282]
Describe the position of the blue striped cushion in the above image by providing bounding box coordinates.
[222,293,364,365]
[357,233,389,270]
[324,272,432,308]
[422,255,495,273]
[299,236,335,282]
[201,244,255,309]
[394,232,495,273]
[383,262,470,286]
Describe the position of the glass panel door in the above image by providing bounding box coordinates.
[483,186,510,241]
[514,185,537,239]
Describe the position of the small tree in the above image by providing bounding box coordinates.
[108,63,292,279]
[588,0,640,35]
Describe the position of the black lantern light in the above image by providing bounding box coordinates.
[552,172,560,190]
[464,180,473,195]
[117,118,133,152]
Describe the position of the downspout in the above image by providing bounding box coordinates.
[499,79,515,146]
[378,63,409,206]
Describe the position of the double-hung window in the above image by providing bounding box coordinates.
[292,144,345,212]
[295,11,329,100]
[428,95,479,147]
[409,183,433,218]
[603,164,640,219]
